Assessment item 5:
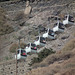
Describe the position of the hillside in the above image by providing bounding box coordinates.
[0,0,75,75]
[25,39,75,75]
[0,7,14,36]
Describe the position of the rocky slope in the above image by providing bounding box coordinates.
[0,0,75,75]
[25,39,75,75]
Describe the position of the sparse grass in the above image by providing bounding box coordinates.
[14,11,25,21]
[65,63,75,69]
[61,68,75,75]
[25,23,30,26]
[0,7,14,36]
[5,55,13,61]
[0,24,14,35]
[32,31,38,36]
[61,39,75,52]
[5,56,9,60]
[33,62,48,69]
[73,32,75,37]
[9,43,18,53]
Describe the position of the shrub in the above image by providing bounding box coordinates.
[9,42,27,53]
[29,48,55,66]
[20,42,27,49]
[9,43,18,53]
[38,48,55,59]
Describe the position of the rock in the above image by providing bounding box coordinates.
[19,21,25,26]
[61,36,69,40]
[24,1,32,15]
[38,25,47,32]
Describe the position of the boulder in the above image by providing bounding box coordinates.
[24,1,32,15]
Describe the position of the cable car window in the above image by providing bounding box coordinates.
[69,16,74,22]
[54,23,58,27]
[31,43,37,50]
[40,37,46,44]
[31,46,37,50]
[27,44,30,47]
[59,23,64,29]
[40,37,45,41]
[17,50,19,54]
[48,29,53,35]
[21,50,27,56]
[36,37,39,40]
[31,43,36,47]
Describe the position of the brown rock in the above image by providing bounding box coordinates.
[24,1,32,15]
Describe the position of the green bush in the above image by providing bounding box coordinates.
[29,48,55,66]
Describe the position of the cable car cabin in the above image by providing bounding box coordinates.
[53,21,64,33]
[63,15,74,26]
[34,36,46,46]
[15,48,27,60]
[42,28,56,39]
[25,43,37,53]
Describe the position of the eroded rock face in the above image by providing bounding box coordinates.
[24,1,32,15]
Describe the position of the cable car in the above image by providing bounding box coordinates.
[53,21,64,33]
[15,48,27,60]
[25,43,37,53]
[63,14,74,25]
[34,36,46,46]
[42,28,56,39]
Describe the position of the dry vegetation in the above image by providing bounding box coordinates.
[29,48,55,66]
[9,42,27,53]
[25,38,75,75]
[61,39,75,52]
[14,11,25,21]
[0,7,14,36]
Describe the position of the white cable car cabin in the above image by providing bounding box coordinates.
[15,48,27,60]
[63,14,74,25]
[53,21,64,33]
[42,28,56,39]
[25,43,37,53]
[34,36,46,46]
